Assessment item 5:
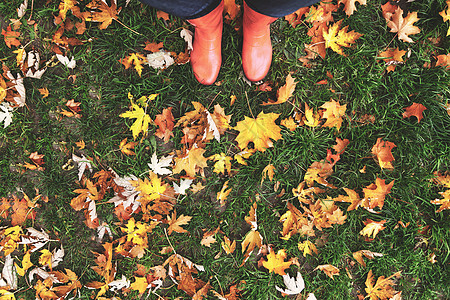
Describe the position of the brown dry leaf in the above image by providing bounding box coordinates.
[333,137,350,154]
[30,152,45,166]
[192,281,211,300]
[154,107,175,143]
[200,227,220,247]
[338,0,367,16]
[386,7,420,43]
[352,250,383,267]
[262,74,296,105]
[402,103,426,122]
[378,48,407,72]
[234,112,282,152]
[371,138,396,170]
[119,138,136,155]
[314,264,340,279]
[362,178,394,211]
[261,164,275,185]
[167,210,192,235]
[359,219,387,239]
[262,249,293,276]
[436,53,450,69]
[11,196,37,226]
[85,0,122,30]
[144,41,164,52]
[223,0,240,22]
[172,146,208,178]
[365,270,401,300]
[322,20,362,56]
[191,182,205,193]
[284,7,309,28]
[156,10,170,22]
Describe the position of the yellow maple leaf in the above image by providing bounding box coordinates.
[365,270,401,300]
[234,112,282,152]
[303,103,320,127]
[209,153,232,174]
[172,146,208,178]
[386,7,420,43]
[431,189,450,212]
[323,20,362,56]
[314,264,340,279]
[221,236,236,254]
[59,0,77,19]
[261,164,275,185]
[133,171,167,201]
[3,226,23,256]
[280,116,298,131]
[217,180,231,207]
[131,276,148,294]
[298,240,318,257]
[167,210,192,235]
[39,249,53,270]
[241,230,262,258]
[15,250,33,276]
[440,3,450,36]
[261,74,297,105]
[359,219,387,238]
[120,53,146,77]
[120,101,152,140]
[262,249,293,276]
[320,99,347,130]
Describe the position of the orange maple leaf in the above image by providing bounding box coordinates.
[154,107,175,143]
[386,7,420,43]
[314,264,340,279]
[371,138,396,169]
[173,146,208,178]
[2,25,21,48]
[167,210,192,235]
[223,0,240,22]
[262,249,293,275]
[320,99,347,130]
[144,41,164,52]
[402,103,426,122]
[353,250,383,267]
[119,138,136,155]
[362,178,394,211]
[59,0,77,19]
[85,0,122,30]
[436,53,450,69]
[338,0,367,16]
[365,270,401,300]
[284,7,309,28]
[262,74,296,105]
[119,53,146,77]
[360,219,387,238]
[322,20,362,56]
[378,48,407,72]
[234,112,282,152]
[11,196,37,226]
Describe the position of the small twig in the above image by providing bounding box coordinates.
[28,0,34,21]
[163,228,177,254]
[245,91,254,118]
[207,91,221,110]
[114,18,143,36]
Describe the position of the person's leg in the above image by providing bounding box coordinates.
[242,0,321,81]
[139,0,223,85]
[138,0,220,19]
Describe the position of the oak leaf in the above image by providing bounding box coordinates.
[403,103,426,122]
[323,20,362,56]
[365,270,401,300]
[360,219,386,238]
[386,7,420,43]
[371,138,396,169]
[173,146,208,178]
[167,210,192,235]
[234,112,282,152]
[262,249,293,276]
[314,264,339,279]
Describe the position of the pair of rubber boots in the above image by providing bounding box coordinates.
[188,1,277,85]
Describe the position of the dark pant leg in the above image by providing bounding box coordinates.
[138,0,221,19]
[244,0,321,18]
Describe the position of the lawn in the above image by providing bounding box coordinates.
[0,0,449,299]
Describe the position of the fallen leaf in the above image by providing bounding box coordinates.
[323,20,362,56]
[120,101,153,140]
[320,99,347,130]
[221,236,236,254]
[298,240,318,257]
[371,138,396,169]
[144,41,164,52]
[85,0,122,29]
[352,250,383,267]
[436,53,450,69]
[154,107,175,143]
[403,103,426,122]
[217,180,231,207]
[378,48,406,72]
[314,264,339,279]
[167,210,192,234]
[275,272,305,295]
[173,146,208,178]
[386,7,420,43]
[119,138,136,155]
[119,53,146,76]
[234,112,282,152]
[262,249,293,276]
[359,219,386,238]
[362,178,394,210]
[440,3,450,36]
[2,25,21,48]
[262,74,296,105]
[365,270,401,300]
[338,0,366,16]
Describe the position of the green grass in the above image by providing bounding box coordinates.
[0,0,449,299]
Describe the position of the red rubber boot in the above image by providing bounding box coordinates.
[188,2,224,85]
[242,2,277,82]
